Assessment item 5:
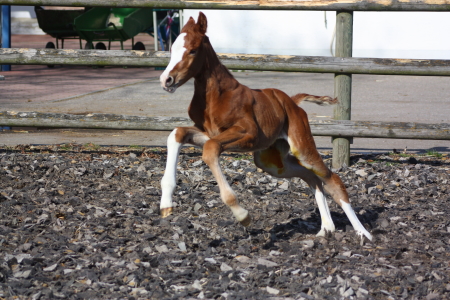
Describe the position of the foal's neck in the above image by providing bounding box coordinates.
[194,37,239,95]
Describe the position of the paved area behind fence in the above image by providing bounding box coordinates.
[1,34,449,154]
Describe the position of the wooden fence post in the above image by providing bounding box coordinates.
[333,10,353,169]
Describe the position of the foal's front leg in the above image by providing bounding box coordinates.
[202,137,252,226]
[160,127,209,217]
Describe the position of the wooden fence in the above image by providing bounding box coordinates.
[2,48,450,75]
[1,111,449,140]
[3,0,450,11]
[1,0,449,168]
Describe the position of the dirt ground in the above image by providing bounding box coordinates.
[1,144,449,299]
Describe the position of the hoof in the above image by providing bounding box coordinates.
[357,230,373,242]
[239,213,252,227]
[316,228,334,238]
[160,207,173,218]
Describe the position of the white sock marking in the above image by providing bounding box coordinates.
[341,201,373,241]
[160,129,182,209]
[314,188,335,236]
[160,33,187,88]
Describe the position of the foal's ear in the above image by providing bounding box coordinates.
[197,12,207,35]
[186,16,195,25]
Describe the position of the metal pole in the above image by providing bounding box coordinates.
[332,10,353,169]
[1,5,11,71]
[0,5,10,131]
[153,10,158,51]
[0,6,2,48]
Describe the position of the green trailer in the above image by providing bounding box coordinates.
[73,8,154,50]
[34,6,86,49]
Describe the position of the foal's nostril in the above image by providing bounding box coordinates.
[166,76,174,87]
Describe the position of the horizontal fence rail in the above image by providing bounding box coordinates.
[1,111,449,140]
[2,0,450,11]
[0,112,192,131]
[2,48,450,76]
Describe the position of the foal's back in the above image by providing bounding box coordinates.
[246,85,311,147]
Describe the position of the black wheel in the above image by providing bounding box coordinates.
[132,41,145,51]
[45,42,56,68]
[45,41,55,49]
[95,42,107,50]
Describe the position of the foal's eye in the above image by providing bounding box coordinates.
[189,50,197,55]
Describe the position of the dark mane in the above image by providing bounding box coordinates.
[196,35,236,87]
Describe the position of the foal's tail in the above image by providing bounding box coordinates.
[291,93,338,106]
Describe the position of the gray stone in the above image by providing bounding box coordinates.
[257,258,278,267]
[220,262,233,272]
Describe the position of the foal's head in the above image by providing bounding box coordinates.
[160,12,208,93]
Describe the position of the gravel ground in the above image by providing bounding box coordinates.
[1,144,449,300]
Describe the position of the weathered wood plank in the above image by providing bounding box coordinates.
[2,0,450,11]
[2,48,450,76]
[311,120,450,140]
[0,48,170,68]
[1,111,449,140]
[0,111,192,131]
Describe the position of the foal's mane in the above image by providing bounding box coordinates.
[202,36,235,78]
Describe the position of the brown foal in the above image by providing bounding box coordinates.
[159,12,372,241]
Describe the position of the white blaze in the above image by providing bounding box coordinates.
[160,33,187,88]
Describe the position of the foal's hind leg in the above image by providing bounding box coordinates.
[160,127,210,217]
[254,139,335,236]
[289,143,372,240]
[256,137,371,240]
[285,114,372,240]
